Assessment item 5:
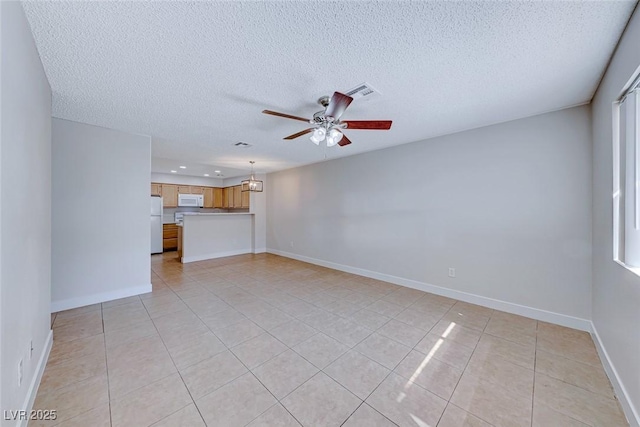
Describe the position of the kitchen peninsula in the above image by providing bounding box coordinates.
[177,212,254,263]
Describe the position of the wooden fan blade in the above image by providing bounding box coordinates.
[343,120,392,130]
[324,92,353,121]
[262,110,310,123]
[284,128,314,140]
[338,133,352,147]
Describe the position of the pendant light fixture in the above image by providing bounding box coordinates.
[241,161,263,192]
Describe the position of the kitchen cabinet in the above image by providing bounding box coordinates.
[233,186,242,208]
[241,189,250,208]
[151,182,232,209]
[150,183,161,196]
[164,238,178,250]
[203,187,214,208]
[224,187,233,208]
[152,182,246,210]
[177,186,191,195]
[214,188,224,208]
[163,224,179,251]
[161,184,178,208]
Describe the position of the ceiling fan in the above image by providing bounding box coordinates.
[262,92,392,147]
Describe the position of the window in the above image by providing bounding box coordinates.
[613,72,640,269]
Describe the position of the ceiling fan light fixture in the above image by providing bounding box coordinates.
[310,127,326,144]
[326,129,343,147]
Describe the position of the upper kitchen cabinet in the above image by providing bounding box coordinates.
[177,185,191,195]
[162,184,178,207]
[151,182,246,210]
[233,186,242,208]
[214,188,224,208]
[241,189,249,208]
[223,187,232,208]
[203,187,214,208]
[150,183,161,196]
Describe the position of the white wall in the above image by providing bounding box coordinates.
[151,172,223,187]
[182,214,253,262]
[0,2,52,423]
[591,6,640,425]
[249,174,267,252]
[52,119,151,312]
[267,106,593,327]
[222,175,250,187]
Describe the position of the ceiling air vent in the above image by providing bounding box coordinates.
[344,82,380,101]
[234,142,252,148]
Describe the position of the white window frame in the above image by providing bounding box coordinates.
[613,70,640,274]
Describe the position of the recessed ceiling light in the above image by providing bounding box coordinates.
[170,170,177,173]
[204,174,209,177]
[179,166,187,169]
[214,170,221,173]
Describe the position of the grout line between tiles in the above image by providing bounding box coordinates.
[531,320,539,427]
[100,303,113,427]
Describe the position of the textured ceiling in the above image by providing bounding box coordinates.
[151,157,249,179]
[23,1,636,177]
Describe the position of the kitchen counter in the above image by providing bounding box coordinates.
[179,213,254,263]
[182,212,252,216]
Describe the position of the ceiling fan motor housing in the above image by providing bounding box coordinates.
[312,111,326,124]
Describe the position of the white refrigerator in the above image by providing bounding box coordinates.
[151,196,163,254]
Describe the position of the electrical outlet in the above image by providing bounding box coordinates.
[290,241,294,248]
[17,359,23,387]
[448,268,456,278]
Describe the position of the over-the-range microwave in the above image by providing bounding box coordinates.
[178,193,204,207]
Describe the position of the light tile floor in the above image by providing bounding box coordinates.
[32,252,629,427]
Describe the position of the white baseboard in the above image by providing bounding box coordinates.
[50,284,152,313]
[18,329,53,427]
[253,247,267,254]
[182,249,252,263]
[267,248,592,331]
[591,323,639,427]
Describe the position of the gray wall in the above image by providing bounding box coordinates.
[0,1,52,420]
[267,105,592,325]
[52,119,151,312]
[591,6,640,424]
